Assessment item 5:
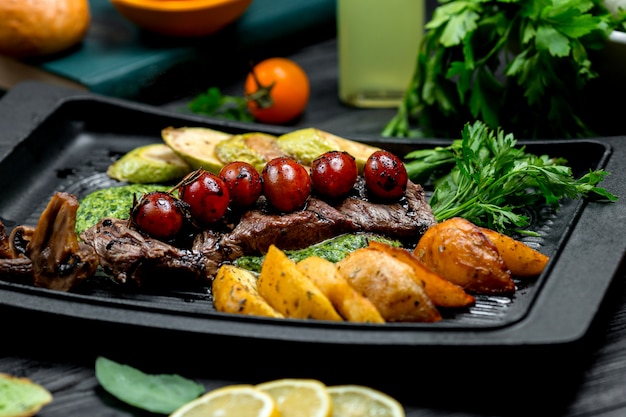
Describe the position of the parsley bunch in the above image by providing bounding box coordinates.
[404,121,617,234]
[187,87,254,122]
[383,0,625,139]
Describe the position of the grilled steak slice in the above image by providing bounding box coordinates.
[193,197,358,264]
[336,180,436,241]
[81,218,213,288]
[219,197,358,256]
[193,179,436,265]
[26,192,99,291]
[82,178,436,285]
[192,198,356,267]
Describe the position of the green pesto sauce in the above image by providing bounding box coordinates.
[234,233,401,273]
[76,184,168,235]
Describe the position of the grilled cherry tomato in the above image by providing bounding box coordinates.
[262,157,311,212]
[363,150,408,200]
[311,151,358,199]
[178,169,230,226]
[131,191,186,239]
[244,57,310,124]
[219,161,263,210]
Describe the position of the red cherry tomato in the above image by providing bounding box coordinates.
[262,157,311,212]
[178,169,230,226]
[244,58,310,124]
[219,161,263,210]
[311,151,358,199]
[363,150,408,200]
[131,191,186,239]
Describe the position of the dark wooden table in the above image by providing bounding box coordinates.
[2,34,626,417]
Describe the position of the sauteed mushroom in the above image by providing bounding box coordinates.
[0,192,99,291]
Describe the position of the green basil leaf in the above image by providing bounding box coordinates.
[95,356,205,414]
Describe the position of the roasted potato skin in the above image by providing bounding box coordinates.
[337,247,442,322]
[297,256,385,323]
[414,217,515,294]
[479,227,549,277]
[368,240,475,308]
[257,245,343,321]
[213,264,283,318]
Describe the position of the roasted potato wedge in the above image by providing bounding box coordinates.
[213,264,283,318]
[414,217,515,294]
[337,247,442,322]
[257,245,343,321]
[367,240,475,308]
[297,256,385,323]
[479,227,550,277]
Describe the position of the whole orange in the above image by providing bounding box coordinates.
[0,0,90,58]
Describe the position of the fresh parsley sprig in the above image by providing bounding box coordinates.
[404,121,618,234]
[383,0,626,139]
[187,87,254,122]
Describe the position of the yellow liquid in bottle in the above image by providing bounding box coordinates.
[337,0,424,108]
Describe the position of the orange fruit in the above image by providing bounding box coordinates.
[0,0,90,58]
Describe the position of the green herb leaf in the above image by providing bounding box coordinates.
[403,121,618,234]
[536,25,570,56]
[187,87,254,122]
[95,356,205,414]
[384,0,625,139]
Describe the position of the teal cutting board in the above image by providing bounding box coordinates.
[24,0,336,101]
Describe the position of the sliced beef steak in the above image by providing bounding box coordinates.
[336,180,435,240]
[81,218,213,288]
[212,197,359,258]
[193,179,436,263]
[82,179,436,286]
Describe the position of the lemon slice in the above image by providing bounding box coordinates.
[169,385,279,417]
[327,385,405,417]
[256,378,332,417]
